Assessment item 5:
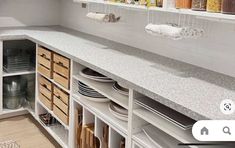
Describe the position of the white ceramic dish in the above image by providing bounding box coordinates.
[78,90,106,98]
[112,82,129,96]
[108,103,128,121]
[79,93,110,103]
[110,103,128,115]
[79,69,114,82]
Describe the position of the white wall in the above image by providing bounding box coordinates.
[60,0,235,78]
[0,0,60,27]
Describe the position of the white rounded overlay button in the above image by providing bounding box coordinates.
[220,99,235,115]
[192,120,235,141]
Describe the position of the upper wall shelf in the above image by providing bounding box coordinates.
[74,0,235,23]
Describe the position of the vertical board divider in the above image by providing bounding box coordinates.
[94,116,104,148]
[69,60,74,148]
[0,40,3,114]
[127,89,134,148]
[128,90,148,147]
[108,127,123,148]
[35,44,39,118]
[83,108,95,125]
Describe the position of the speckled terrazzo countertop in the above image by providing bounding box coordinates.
[0,26,235,120]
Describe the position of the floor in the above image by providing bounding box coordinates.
[0,114,61,148]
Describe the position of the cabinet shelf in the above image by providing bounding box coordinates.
[2,107,26,114]
[37,99,70,130]
[3,69,35,77]
[74,0,235,23]
[37,118,68,148]
[132,131,156,148]
[72,94,128,137]
[38,72,70,94]
[73,75,128,109]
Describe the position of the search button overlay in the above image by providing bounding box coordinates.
[192,120,235,141]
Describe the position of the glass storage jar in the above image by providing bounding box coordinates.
[222,0,235,14]
[157,0,163,7]
[207,0,222,13]
[176,0,192,9]
[191,0,207,11]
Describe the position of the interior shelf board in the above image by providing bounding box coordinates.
[133,108,196,144]
[72,93,128,136]
[3,69,35,77]
[2,107,26,114]
[38,72,70,94]
[37,99,70,130]
[74,0,147,10]
[74,0,235,22]
[73,75,128,109]
[37,117,68,148]
[132,131,157,148]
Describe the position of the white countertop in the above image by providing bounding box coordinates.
[1,26,235,120]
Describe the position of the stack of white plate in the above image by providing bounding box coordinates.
[108,102,128,121]
[80,68,114,82]
[112,82,129,96]
[78,81,110,102]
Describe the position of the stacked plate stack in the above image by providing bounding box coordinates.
[78,81,110,102]
[3,49,32,72]
[80,68,114,82]
[108,102,128,121]
[112,82,129,96]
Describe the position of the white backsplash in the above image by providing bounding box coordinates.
[0,0,60,27]
[60,0,235,78]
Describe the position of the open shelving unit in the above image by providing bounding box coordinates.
[3,69,35,77]
[74,0,235,23]
[0,38,232,148]
[0,39,36,117]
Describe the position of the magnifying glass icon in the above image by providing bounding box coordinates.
[223,126,231,135]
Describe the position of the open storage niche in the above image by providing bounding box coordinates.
[73,98,127,148]
[109,127,126,148]
[1,40,36,116]
[130,91,196,148]
[130,91,235,148]
[3,40,36,76]
[37,102,69,148]
[72,61,129,136]
[72,62,129,109]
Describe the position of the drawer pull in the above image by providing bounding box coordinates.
[56,61,67,68]
[40,54,50,60]
[41,84,46,87]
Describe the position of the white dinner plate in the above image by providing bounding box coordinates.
[112,82,129,96]
[79,69,114,82]
[108,103,128,121]
[79,93,110,103]
[110,103,128,115]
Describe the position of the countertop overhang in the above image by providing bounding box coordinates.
[1,26,235,120]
